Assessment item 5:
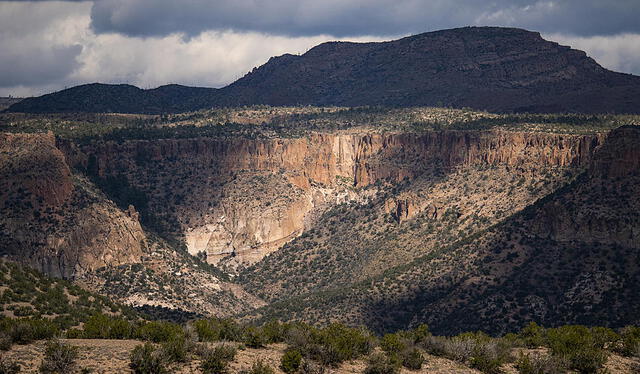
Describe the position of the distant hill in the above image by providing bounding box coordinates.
[0,97,22,111]
[7,27,640,114]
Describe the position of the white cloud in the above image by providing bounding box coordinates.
[546,33,640,76]
[0,1,638,97]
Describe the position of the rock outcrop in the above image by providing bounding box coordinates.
[64,129,603,266]
[0,132,145,278]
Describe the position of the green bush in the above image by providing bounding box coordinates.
[514,352,566,374]
[243,360,275,374]
[519,322,546,348]
[243,326,267,349]
[313,324,374,366]
[261,320,288,344]
[408,324,430,345]
[546,325,607,374]
[280,349,302,374]
[380,334,407,354]
[364,353,401,374]
[136,321,183,343]
[193,318,242,342]
[159,336,192,363]
[616,326,640,357]
[39,340,78,374]
[200,344,237,374]
[129,343,167,374]
[400,348,424,370]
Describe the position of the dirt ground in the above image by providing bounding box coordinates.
[1,339,638,374]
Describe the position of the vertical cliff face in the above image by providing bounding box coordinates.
[0,132,145,278]
[65,129,602,267]
[530,126,640,247]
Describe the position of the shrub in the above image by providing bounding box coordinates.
[261,320,289,344]
[280,349,302,374]
[243,326,267,349]
[82,314,136,339]
[159,335,192,363]
[200,345,237,374]
[590,327,618,349]
[129,343,167,374]
[136,321,183,343]
[409,324,430,345]
[380,334,407,354]
[469,339,512,374]
[519,322,546,349]
[400,348,424,370]
[299,360,325,374]
[193,318,242,342]
[514,352,566,374]
[364,353,401,374]
[242,360,275,374]
[39,340,78,374]
[0,356,20,374]
[546,325,607,374]
[313,324,374,366]
[616,326,640,357]
[0,334,12,351]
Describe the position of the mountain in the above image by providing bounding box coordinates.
[6,27,640,114]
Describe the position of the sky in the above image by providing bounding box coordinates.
[1,0,639,97]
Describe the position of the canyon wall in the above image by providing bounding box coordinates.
[62,129,603,266]
[0,132,145,279]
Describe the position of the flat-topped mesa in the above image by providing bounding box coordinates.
[8,27,640,114]
[63,129,603,266]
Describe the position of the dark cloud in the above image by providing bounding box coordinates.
[88,0,640,38]
[0,44,82,86]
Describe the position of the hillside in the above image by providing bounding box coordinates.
[1,106,639,340]
[0,131,261,318]
[6,27,640,114]
[242,126,640,335]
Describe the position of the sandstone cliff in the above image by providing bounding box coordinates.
[63,129,603,269]
[0,132,145,278]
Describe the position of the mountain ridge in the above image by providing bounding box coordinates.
[7,26,640,114]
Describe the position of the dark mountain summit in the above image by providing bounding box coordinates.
[7,27,640,114]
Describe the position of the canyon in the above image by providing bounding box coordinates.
[1,101,639,335]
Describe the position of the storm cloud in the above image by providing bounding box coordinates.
[88,0,640,38]
[0,0,639,97]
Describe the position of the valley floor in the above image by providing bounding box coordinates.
[3,340,639,374]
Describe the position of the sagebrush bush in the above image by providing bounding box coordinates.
[137,321,184,343]
[159,335,193,363]
[280,349,302,374]
[39,339,78,374]
[129,343,168,374]
[546,325,607,374]
[242,359,275,374]
[515,352,566,374]
[400,348,424,370]
[380,333,407,354]
[518,322,546,349]
[284,323,373,367]
[364,353,401,374]
[0,318,59,346]
[243,326,267,349]
[193,318,242,342]
[616,326,640,357]
[200,344,238,374]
